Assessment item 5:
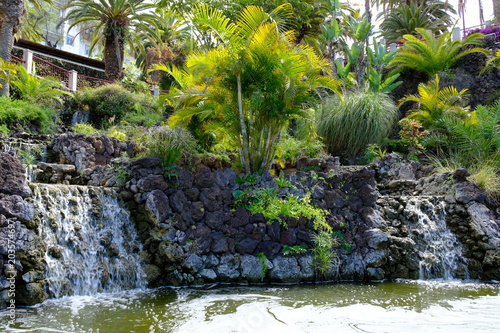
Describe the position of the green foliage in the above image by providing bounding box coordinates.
[0,60,17,88]
[362,144,387,163]
[427,102,500,196]
[283,244,307,256]
[274,132,326,165]
[233,187,330,231]
[389,28,488,77]
[274,173,294,188]
[159,4,340,173]
[469,162,500,197]
[256,252,268,279]
[15,145,44,166]
[312,230,338,276]
[317,91,398,159]
[379,2,455,43]
[0,124,10,136]
[136,125,197,168]
[399,75,471,129]
[10,65,72,105]
[0,96,57,134]
[112,164,131,186]
[73,84,160,128]
[398,118,428,157]
[235,173,259,185]
[71,123,100,136]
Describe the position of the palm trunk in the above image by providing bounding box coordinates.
[237,72,251,174]
[495,0,500,24]
[0,0,25,96]
[103,24,125,81]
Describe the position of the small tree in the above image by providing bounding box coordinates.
[158,4,340,173]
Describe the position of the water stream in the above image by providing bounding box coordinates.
[30,184,146,298]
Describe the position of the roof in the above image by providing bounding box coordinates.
[14,38,105,70]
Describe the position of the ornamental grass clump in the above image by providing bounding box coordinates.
[317,91,398,159]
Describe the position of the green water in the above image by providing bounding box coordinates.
[1,280,499,332]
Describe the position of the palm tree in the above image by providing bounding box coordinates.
[64,0,158,81]
[399,75,471,129]
[157,4,340,172]
[379,2,455,43]
[389,28,488,77]
[0,0,25,96]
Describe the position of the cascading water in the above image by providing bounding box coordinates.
[30,184,146,298]
[403,197,468,279]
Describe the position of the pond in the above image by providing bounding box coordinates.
[1,280,499,333]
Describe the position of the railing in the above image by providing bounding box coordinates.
[11,47,165,96]
[33,55,71,88]
[10,55,25,65]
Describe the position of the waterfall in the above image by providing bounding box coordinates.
[71,111,90,125]
[31,184,146,298]
[403,197,467,280]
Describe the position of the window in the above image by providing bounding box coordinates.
[66,35,74,46]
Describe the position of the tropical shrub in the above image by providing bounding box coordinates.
[399,75,471,129]
[312,230,338,276]
[157,4,340,173]
[274,132,327,165]
[0,97,57,134]
[10,65,72,105]
[73,84,161,128]
[379,2,455,44]
[389,28,488,77]
[71,123,100,136]
[427,102,500,195]
[136,125,197,167]
[398,118,428,157]
[317,91,398,159]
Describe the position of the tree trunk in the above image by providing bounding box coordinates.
[364,0,372,24]
[0,0,25,96]
[103,24,125,81]
[494,0,500,24]
[237,72,251,174]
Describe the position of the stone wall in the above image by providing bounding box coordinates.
[0,152,47,309]
[2,133,500,309]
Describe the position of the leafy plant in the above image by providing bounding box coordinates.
[0,96,57,134]
[112,164,131,186]
[317,91,398,159]
[233,187,330,231]
[398,118,428,157]
[274,132,327,165]
[379,2,455,44]
[399,75,471,129]
[389,28,488,77]
[71,123,100,136]
[274,173,294,188]
[158,4,340,173]
[283,245,307,256]
[73,84,160,129]
[235,173,259,185]
[312,230,338,276]
[0,59,17,89]
[0,124,10,136]
[363,144,387,163]
[256,252,268,280]
[136,125,197,168]
[10,65,72,105]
